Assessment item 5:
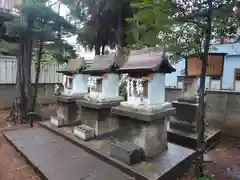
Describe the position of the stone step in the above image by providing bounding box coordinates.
[169,118,196,132]
[110,141,143,165]
[74,125,95,141]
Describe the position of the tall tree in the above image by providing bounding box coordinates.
[129,0,237,62]
[60,0,136,55]
[129,0,237,177]
[5,0,76,123]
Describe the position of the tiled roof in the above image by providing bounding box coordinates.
[57,58,85,75]
[119,47,176,74]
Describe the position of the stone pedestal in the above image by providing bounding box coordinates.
[110,141,143,165]
[111,103,175,159]
[169,101,198,132]
[76,97,123,138]
[50,95,83,127]
[168,100,220,150]
[73,125,95,141]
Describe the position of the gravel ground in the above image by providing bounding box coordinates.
[181,135,240,180]
[0,110,41,180]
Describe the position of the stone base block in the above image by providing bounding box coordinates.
[73,125,95,141]
[50,116,64,127]
[172,101,198,123]
[110,141,143,165]
[177,96,198,104]
[167,122,220,150]
[56,95,80,125]
[111,105,175,158]
[78,99,121,137]
[50,116,81,128]
[120,101,173,113]
[169,117,196,132]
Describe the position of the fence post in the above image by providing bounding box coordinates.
[222,93,228,128]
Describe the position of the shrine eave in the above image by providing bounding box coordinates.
[187,52,228,59]
[118,46,176,74]
[82,67,119,75]
[0,11,14,21]
[83,54,120,75]
[177,75,198,78]
[56,58,85,75]
[118,60,176,74]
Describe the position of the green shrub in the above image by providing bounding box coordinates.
[197,176,214,180]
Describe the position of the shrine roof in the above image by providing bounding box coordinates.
[187,52,227,58]
[83,53,125,75]
[0,11,14,21]
[118,47,176,74]
[57,58,85,75]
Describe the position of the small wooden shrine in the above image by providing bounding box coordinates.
[50,58,87,127]
[40,48,198,180]
[119,47,175,108]
[56,58,88,96]
[111,47,176,159]
[74,54,125,140]
[168,53,226,149]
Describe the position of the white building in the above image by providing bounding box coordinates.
[166,41,240,91]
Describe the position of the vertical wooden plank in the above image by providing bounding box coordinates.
[53,63,56,83]
[0,61,2,84]
[12,60,17,84]
[4,60,7,84]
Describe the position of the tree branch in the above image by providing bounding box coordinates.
[176,18,207,30]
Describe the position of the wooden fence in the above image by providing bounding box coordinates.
[0,56,64,84]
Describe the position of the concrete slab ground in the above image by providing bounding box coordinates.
[39,121,197,180]
[0,109,240,180]
[3,128,135,180]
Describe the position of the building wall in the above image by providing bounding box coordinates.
[0,83,239,138]
[0,56,65,84]
[166,42,240,90]
[0,83,61,109]
[166,59,185,88]
[0,0,21,11]
[222,55,240,89]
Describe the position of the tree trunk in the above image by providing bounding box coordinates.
[101,45,105,55]
[25,38,32,117]
[95,33,101,55]
[117,10,123,47]
[31,40,43,112]
[18,39,28,123]
[196,0,213,177]
[17,15,33,123]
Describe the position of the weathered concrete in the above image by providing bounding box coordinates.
[111,106,175,158]
[169,101,198,132]
[110,141,143,165]
[167,90,220,149]
[167,123,221,150]
[111,105,175,122]
[40,121,197,180]
[51,96,81,127]
[77,99,121,137]
[166,88,240,138]
[0,83,62,109]
[3,128,134,180]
